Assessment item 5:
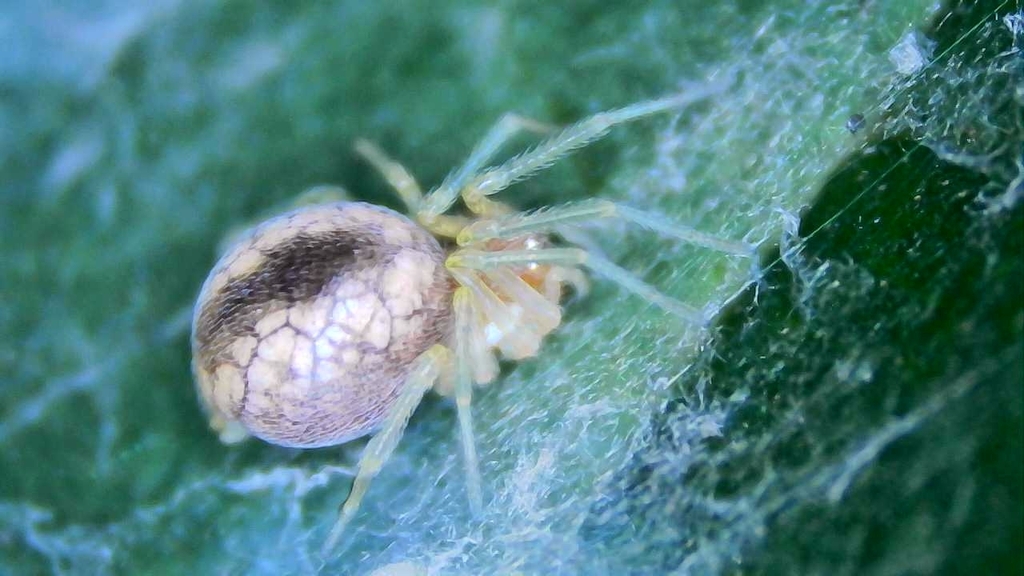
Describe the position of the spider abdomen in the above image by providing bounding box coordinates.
[191,202,453,448]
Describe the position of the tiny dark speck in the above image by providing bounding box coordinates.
[846,113,866,134]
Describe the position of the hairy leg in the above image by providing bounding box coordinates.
[453,287,483,516]
[449,268,545,360]
[456,198,754,256]
[462,77,732,201]
[322,344,450,556]
[353,139,424,211]
[448,247,706,323]
[420,114,555,220]
[354,139,471,237]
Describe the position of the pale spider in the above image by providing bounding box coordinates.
[190,77,751,554]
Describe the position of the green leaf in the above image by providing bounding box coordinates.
[2,1,1019,574]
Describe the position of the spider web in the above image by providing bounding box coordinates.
[0,1,1020,575]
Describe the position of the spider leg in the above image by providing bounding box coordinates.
[460,77,732,202]
[453,287,483,516]
[457,198,754,256]
[543,265,590,302]
[353,139,424,211]
[483,267,563,331]
[448,247,706,324]
[421,114,555,220]
[322,344,450,556]
[450,268,547,360]
[291,184,352,207]
[354,139,471,237]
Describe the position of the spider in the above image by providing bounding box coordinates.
[189,76,752,555]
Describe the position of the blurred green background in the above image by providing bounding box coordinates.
[1,1,1020,574]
